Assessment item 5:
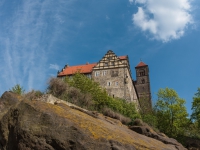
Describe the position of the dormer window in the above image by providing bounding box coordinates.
[105,62,108,66]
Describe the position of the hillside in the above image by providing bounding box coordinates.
[0,91,187,150]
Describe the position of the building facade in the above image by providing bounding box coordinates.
[57,50,152,113]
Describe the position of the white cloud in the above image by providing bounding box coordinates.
[132,0,193,42]
[129,0,134,4]
[49,64,59,70]
[135,0,146,4]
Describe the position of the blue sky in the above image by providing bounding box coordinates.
[0,0,199,115]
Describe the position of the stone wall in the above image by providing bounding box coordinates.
[92,67,138,105]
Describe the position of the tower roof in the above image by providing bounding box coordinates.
[135,61,148,68]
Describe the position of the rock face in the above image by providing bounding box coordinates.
[0,92,187,150]
[129,121,186,150]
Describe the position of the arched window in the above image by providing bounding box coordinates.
[139,69,145,76]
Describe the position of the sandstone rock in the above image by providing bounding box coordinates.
[0,92,187,150]
[185,137,200,150]
[129,120,187,150]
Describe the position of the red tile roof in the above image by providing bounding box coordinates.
[58,63,97,76]
[135,61,147,68]
[119,56,127,60]
[58,55,128,76]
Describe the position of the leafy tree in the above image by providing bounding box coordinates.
[154,87,188,137]
[139,95,152,114]
[191,88,200,128]
[10,84,25,95]
[142,111,158,128]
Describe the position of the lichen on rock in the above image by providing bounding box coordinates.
[0,92,187,150]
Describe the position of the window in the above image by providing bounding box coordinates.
[141,79,145,84]
[86,74,91,79]
[139,69,145,76]
[115,82,118,86]
[111,70,118,77]
[107,81,111,86]
[95,71,100,77]
[105,62,108,66]
[111,62,114,66]
[102,71,107,76]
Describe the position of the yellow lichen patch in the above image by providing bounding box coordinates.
[29,101,174,150]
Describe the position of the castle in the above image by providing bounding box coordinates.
[57,50,152,113]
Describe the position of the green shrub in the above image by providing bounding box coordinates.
[47,77,94,109]
[142,113,158,128]
[47,77,69,98]
[10,84,25,95]
[102,107,131,124]
[24,90,43,100]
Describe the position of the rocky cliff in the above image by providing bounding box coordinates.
[0,91,187,150]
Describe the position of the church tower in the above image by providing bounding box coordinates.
[135,61,152,113]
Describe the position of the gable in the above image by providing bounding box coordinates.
[93,50,128,70]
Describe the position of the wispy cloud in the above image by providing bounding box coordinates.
[132,0,193,42]
[49,64,59,70]
[0,0,73,93]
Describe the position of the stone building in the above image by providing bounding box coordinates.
[57,50,152,113]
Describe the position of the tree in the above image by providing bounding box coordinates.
[10,84,25,95]
[154,87,188,137]
[191,88,200,128]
